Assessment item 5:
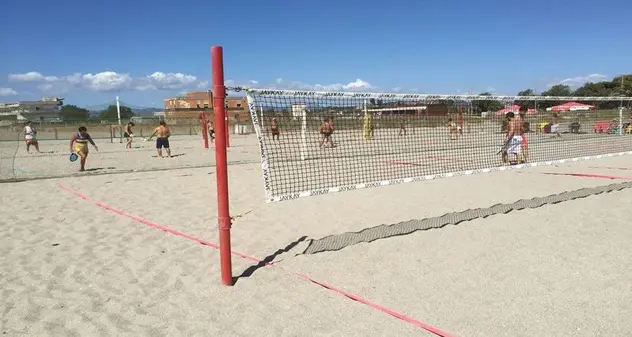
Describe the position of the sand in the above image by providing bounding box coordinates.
[1,132,632,336]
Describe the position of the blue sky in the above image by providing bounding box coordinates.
[0,0,630,107]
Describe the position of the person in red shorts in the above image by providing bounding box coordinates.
[518,108,529,163]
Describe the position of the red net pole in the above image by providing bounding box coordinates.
[200,111,209,149]
[211,46,233,286]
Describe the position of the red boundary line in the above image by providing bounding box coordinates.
[58,184,456,337]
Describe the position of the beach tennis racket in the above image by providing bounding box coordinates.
[69,152,79,162]
[496,140,510,155]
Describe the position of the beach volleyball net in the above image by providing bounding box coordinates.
[246,88,632,202]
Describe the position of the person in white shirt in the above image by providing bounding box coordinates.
[24,121,41,153]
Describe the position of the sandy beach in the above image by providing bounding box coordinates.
[2,132,632,336]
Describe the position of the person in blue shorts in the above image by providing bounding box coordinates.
[147,121,172,158]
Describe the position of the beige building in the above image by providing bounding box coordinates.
[163,91,249,121]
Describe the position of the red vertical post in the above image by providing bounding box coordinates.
[200,111,209,149]
[211,46,233,286]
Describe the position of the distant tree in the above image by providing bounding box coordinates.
[99,105,134,121]
[474,92,503,113]
[517,89,536,97]
[541,84,571,97]
[60,105,90,121]
[516,89,537,109]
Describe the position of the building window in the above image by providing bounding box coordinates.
[236,104,242,108]
[35,107,40,110]
[203,104,209,109]
[197,104,201,108]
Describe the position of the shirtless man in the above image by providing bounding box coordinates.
[147,120,172,158]
[517,109,529,162]
[319,118,334,148]
[270,118,280,141]
[124,122,135,149]
[502,112,524,165]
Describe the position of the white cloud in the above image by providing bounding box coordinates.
[266,78,373,91]
[249,80,259,85]
[557,73,607,87]
[8,71,58,82]
[0,87,18,96]
[197,81,209,89]
[8,71,206,93]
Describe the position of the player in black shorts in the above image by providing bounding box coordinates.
[147,121,172,158]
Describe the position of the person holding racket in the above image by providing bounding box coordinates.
[70,126,99,172]
[501,112,523,165]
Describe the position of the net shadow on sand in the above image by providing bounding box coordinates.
[233,236,308,284]
[300,181,632,255]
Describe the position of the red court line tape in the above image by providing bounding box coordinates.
[58,184,455,337]
[540,172,632,180]
[58,184,264,265]
[295,273,456,336]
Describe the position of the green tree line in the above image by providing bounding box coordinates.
[60,104,135,122]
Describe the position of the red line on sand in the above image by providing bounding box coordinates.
[58,184,455,337]
[58,184,263,264]
[540,172,632,180]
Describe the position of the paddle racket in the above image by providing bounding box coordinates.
[496,139,510,155]
[69,152,79,162]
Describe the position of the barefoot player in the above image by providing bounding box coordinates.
[147,121,172,158]
[502,112,523,165]
[399,118,407,136]
[270,118,280,141]
[207,120,215,143]
[124,122,135,149]
[70,126,99,172]
[319,118,334,148]
[447,118,458,140]
[24,121,41,153]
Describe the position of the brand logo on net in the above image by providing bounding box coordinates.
[260,90,285,96]
[378,94,396,98]
[293,91,316,97]
[323,92,345,97]
[338,185,357,192]
[309,189,329,196]
[279,193,301,201]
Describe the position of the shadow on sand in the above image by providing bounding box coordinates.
[233,236,308,285]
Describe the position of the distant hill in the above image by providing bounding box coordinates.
[87,107,162,116]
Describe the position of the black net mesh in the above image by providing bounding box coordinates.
[246,89,632,202]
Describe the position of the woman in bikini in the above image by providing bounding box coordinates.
[70,126,99,171]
